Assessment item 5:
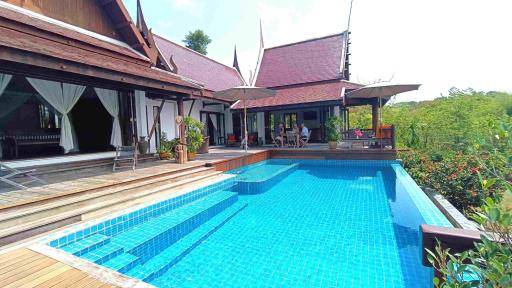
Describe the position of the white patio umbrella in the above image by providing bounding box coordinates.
[214,86,276,151]
[345,83,421,99]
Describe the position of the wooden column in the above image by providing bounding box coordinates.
[371,100,379,132]
[177,96,186,146]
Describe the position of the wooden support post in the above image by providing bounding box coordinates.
[371,100,379,132]
[177,96,187,161]
[147,99,165,144]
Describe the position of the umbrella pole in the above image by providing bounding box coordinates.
[244,90,248,152]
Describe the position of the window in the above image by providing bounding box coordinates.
[284,113,297,129]
[38,104,60,129]
[303,111,317,121]
[247,113,257,133]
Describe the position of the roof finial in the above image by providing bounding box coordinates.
[233,45,241,74]
[259,19,264,49]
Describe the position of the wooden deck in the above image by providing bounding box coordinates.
[0,161,205,208]
[0,249,117,288]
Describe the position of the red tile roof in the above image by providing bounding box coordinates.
[231,81,363,110]
[0,3,201,90]
[255,33,347,88]
[154,34,245,92]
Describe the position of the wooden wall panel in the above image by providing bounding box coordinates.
[212,151,270,172]
[2,0,122,39]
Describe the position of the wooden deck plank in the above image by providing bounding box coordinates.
[0,249,121,288]
[0,248,32,265]
[72,276,100,288]
[2,259,71,288]
[0,257,56,284]
[0,251,46,274]
[34,268,86,288]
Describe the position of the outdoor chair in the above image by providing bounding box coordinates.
[113,146,137,171]
[0,163,46,190]
[285,131,297,148]
[270,132,281,148]
[226,134,237,147]
[299,130,312,148]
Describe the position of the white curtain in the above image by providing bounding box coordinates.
[27,78,85,153]
[94,88,122,148]
[0,73,12,97]
[209,113,218,141]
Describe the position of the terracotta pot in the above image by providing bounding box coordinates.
[159,151,171,160]
[328,141,337,150]
[187,151,196,161]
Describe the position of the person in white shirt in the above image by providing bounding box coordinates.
[299,123,309,147]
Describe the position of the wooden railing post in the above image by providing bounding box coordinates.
[391,125,396,149]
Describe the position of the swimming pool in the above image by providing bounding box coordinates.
[43,159,452,287]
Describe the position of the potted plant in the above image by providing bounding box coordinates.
[325,116,342,150]
[184,116,204,160]
[157,132,172,160]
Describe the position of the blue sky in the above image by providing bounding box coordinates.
[123,0,512,102]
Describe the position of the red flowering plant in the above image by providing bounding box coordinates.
[399,150,489,215]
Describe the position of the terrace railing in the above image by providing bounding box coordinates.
[341,126,396,149]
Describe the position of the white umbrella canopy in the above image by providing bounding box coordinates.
[214,86,276,101]
[213,86,276,151]
[346,83,421,99]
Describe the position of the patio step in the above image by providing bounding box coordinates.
[127,201,247,282]
[102,253,141,273]
[0,165,224,246]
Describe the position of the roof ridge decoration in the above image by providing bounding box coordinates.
[134,0,159,64]
[250,19,265,85]
[153,34,240,73]
[233,45,241,75]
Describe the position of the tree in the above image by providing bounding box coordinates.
[182,30,212,55]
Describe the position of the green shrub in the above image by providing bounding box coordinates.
[184,116,204,153]
[325,116,343,142]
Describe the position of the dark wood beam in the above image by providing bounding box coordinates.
[188,99,196,116]
[147,99,165,144]
[0,48,196,95]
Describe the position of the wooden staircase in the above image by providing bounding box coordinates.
[0,163,223,247]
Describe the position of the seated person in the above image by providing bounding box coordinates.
[299,123,309,147]
[274,123,284,147]
[292,123,300,146]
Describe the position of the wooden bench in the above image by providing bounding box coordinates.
[0,135,60,158]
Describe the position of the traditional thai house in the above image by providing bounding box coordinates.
[229,32,357,143]
[0,0,238,162]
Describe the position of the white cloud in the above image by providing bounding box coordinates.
[168,0,203,18]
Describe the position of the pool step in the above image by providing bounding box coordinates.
[126,201,248,282]
[103,253,141,273]
[117,191,238,257]
[69,191,238,268]
[60,234,110,256]
[81,242,124,264]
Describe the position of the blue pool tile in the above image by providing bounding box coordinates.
[45,159,452,288]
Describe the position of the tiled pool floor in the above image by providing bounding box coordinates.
[150,166,434,288]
